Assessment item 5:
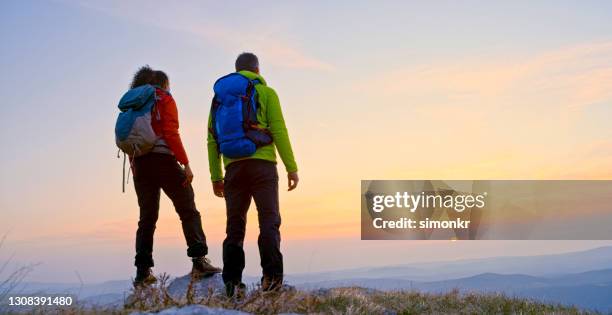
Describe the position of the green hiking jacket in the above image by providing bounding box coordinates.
[207,70,298,181]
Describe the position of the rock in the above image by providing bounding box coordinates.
[131,304,249,315]
[166,273,226,301]
[124,273,226,309]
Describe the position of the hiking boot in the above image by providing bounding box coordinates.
[133,267,157,287]
[225,281,247,299]
[191,256,221,278]
[261,275,284,292]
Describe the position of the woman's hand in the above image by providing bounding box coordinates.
[183,163,194,187]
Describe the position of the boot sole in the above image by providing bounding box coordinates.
[191,270,220,279]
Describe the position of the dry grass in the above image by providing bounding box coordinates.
[0,234,37,314]
[3,271,597,315]
[120,277,592,315]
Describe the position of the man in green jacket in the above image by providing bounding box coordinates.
[207,52,299,296]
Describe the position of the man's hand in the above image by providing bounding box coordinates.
[183,163,194,187]
[287,172,299,191]
[212,180,224,198]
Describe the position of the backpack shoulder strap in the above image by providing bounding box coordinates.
[209,96,221,154]
[249,79,263,115]
[209,96,220,132]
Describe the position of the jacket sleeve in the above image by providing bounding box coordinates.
[159,94,189,165]
[266,88,298,173]
[207,109,224,181]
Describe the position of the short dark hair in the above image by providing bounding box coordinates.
[130,65,155,89]
[235,52,259,72]
[151,70,169,89]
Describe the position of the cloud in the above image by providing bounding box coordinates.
[339,41,612,180]
[68,0,334,71]
[361,41,612,111]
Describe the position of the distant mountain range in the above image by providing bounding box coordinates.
[15,246,612,312]
[285,245,612,283]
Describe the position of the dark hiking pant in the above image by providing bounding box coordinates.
[222,159,283,284]
[133,153,207,268]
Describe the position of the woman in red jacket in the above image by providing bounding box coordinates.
[130,66,220,286]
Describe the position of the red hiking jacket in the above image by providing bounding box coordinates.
[151,88,189,165]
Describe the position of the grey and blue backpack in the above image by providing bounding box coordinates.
[114,84,160,192]
[210,73,273,158]
[115,84,159,157]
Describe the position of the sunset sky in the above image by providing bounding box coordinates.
[1,0,612,283]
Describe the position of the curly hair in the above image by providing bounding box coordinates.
[130,65,155,89]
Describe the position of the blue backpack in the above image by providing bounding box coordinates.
[210,73,272,158]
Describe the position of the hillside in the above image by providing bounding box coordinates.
[5,273,592,314]
[295,269,612,312]
[11,246,612,312]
